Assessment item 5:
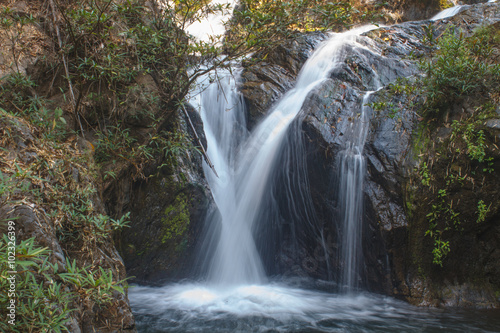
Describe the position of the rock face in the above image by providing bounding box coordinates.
[240,32,327,129]
[239,1,500,307]
[109,106,211,284]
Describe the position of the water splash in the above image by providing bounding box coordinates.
[130,282,500,332]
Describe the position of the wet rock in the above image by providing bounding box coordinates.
[441,283,498,308]
[240,32,327,129]
[485,119,500,130]
[114,108,211,284]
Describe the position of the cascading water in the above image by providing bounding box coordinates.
[338,92,373,290]
[194,26,376,286]
[430,5,463,21]
[191,69,266,285]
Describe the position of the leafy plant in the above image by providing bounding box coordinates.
[59,258,128,306]
[0,236,129,332]
[0,236,74,333]
[476,200,491,223]
[419,162,431,186]
[432,238,450,267]
[0,74,68,141]
[420,26,500,118]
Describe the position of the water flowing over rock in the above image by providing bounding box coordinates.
[240,32,327,129]
[191,27,380,286]
[238,1,500,306]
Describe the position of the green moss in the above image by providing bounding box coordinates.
[405,185,415,219]
[160,193,190,244]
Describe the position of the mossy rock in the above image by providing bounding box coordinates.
[119,168,210,283]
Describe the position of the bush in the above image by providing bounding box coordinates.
[0,236,128,332]
[420,26,500,117]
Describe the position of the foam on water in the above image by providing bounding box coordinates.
[131,283,408,323]
[130,282,500,332]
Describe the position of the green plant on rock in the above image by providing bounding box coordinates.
[432,238,450,267]
[419,162,431,186]
[0,236,73,333]
[0,236,129,332]
[452,122,487,163]
[0,74,68,141]
[476,200,491,224]
[449,111,495,173]
[424,183,462,266]
[59,258,128,306]
[94,121,198,178]
[419,26,500,118]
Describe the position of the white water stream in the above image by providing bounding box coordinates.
[430,5,464,21]
[130,26,380,325]
[338,92,373,290]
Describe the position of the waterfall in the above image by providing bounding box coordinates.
[337,92,373,290]
[192,70,266,285]
[190,26,376,286]
[430,5,464,21]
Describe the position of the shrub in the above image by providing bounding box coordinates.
[420,26,500,117]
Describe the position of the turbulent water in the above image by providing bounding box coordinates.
[129,5,500,332]
[130,280,500,332]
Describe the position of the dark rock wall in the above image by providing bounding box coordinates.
[108,107,211,284]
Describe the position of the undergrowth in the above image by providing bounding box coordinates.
[412,25,499,266]
[0,236,127,333]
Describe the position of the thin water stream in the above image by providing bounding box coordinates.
[337,92,373,291]
[129,6,500,332]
